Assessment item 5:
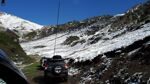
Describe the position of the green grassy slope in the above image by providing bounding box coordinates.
[0,29,34,64]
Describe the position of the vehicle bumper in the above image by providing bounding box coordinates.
[45,72,68,79]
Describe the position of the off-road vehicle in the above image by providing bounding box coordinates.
[44,55,68,81]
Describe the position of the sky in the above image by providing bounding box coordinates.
[0,0,146,25]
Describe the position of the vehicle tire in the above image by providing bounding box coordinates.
[44,75,49,83]
[63,77,68,82]
[44,71,48,80]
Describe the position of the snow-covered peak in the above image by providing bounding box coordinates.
[0,12,43,33]
[114,13,125,17]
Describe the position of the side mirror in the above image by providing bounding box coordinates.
[0,49,29,84]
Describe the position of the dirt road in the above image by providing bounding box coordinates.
[26,66,79,84]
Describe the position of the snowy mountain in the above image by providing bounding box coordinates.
[0,12,43,41]
[20,0,150,62]
[20,1,150,84]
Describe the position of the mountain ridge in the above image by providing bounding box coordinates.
[0,12,43,41]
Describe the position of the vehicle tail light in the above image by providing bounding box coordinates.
[64,64,68,69]
[44,64,48,70]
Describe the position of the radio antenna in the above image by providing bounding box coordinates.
[53,0,61,55]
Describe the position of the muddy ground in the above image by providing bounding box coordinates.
[25,66,79,84]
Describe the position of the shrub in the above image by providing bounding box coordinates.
[24,31,37,40]
[63,36,80,45]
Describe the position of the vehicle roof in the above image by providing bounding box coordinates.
[52,55,62,59]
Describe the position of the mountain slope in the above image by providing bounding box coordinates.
[0,26,34,64]
[0,12,43,41]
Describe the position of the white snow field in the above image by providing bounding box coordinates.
[21,23,150,62]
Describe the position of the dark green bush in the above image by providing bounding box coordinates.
[63,36,80,45]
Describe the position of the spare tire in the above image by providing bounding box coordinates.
[53,66,62,74]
